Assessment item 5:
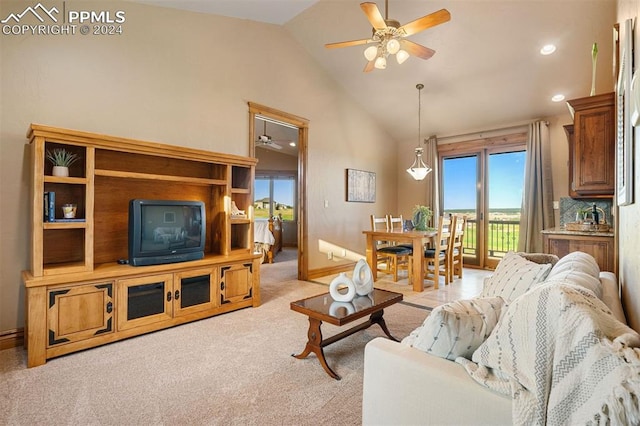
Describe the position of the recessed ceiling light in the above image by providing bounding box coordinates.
[289,142,296,147]
[551,94,565,102]
[540,44,556,55]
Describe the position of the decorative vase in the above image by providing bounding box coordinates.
[52,166,69,177]
[329,272,356,302]
[352,259,373,296]
[413,211,428,231]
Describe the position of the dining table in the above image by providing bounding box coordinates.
[362,229,437,292]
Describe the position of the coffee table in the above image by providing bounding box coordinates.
[290,288,403,380]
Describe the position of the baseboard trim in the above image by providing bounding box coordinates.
[307,262,356,280]
[0,328,24,350]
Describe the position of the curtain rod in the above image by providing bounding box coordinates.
[436,120,548,143]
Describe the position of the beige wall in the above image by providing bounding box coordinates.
[616,1,640,332]
[0,1,398,333]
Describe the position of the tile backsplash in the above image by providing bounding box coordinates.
[559,197,613,227]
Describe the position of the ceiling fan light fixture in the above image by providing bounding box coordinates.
[364,45,378,61]
[374,56,387,69]
[396,49,409,64]
[386,38,400,54]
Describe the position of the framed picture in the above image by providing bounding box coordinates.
[616,18,634,206]
[346,169,376,202]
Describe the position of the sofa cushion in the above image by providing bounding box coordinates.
[480,251,552,302]
[540,270,603,299]
[547,250,600,280]
[404,297,505,361]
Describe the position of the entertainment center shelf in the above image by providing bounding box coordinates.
[23,124,260,367]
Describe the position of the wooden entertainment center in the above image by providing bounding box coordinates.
[22,124,260,367]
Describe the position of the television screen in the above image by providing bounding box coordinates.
[129,200,205,266]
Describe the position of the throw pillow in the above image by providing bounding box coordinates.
[404,297,505,360]
[480,251,552,302]
[516,252,560,267]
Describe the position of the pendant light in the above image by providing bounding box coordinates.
[407,84,432,180]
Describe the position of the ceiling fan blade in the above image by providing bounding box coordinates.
[402,40,435,60]
[360,2,386,30]
[399,9,451,37]
[363,60,375,73]
[325,38,371,49]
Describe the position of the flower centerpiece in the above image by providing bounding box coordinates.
[412,204,433,231]
[46,148,80,177]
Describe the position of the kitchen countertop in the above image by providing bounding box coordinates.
[541,227,614,237]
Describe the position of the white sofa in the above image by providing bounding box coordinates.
[362,268,627,426]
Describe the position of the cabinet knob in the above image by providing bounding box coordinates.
[220,282,225,291]
[106,301,113,314]
[166,291,172,302]
[174,290,180,300]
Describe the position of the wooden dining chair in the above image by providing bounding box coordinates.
[386,214,413,282]
[449,215,467,282]
[370,215,392,275]
[370,214,412,282]
[424,215,455,289]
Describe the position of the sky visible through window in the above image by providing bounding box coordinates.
[443,151,526,210]
[255,179,294,205]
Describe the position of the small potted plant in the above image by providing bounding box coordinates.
[412,205,433,231]
[46,148,79,177]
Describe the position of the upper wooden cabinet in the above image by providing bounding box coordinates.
[565,92,615,198]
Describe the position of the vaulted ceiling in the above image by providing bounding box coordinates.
[132,0,617,142]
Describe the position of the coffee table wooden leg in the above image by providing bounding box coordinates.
[292,317,341,380]
[370,310,399,342]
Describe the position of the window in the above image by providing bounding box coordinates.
[254,174,296,221]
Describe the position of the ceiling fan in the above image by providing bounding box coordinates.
[255,120,283,150]
[325,0,451,72]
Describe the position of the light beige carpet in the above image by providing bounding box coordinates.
[0,252,429,425]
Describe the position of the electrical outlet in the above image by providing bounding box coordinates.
[553,200,559,210]
[324,200,329,208]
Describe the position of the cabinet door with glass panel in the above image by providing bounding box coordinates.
[117,268,218,331]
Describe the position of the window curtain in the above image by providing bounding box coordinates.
[424,136,440,227]
[518,121,554,252]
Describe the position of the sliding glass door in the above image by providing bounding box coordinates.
[442,155,481,266]
[442,146,525,269]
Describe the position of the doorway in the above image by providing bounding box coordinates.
[440,135,526,269]
[248,102,309,280]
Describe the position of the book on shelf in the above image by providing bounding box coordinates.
[44,191,55,222]
[49,218,86,223]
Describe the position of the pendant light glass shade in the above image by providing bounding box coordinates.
[407,147,431,180]
[396,49,409,64]
[374,56,387,69]
[364,45,378,61]
[407,83,432,181]
[386,38,400,54]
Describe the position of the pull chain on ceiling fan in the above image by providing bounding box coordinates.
[325,0,451,72]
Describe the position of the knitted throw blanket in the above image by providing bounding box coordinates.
[457,282,640,425]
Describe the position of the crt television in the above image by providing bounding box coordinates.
[128,199,206,266]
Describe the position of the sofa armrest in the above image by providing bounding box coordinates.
[362,337,511,425]
[600,272,626,324]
